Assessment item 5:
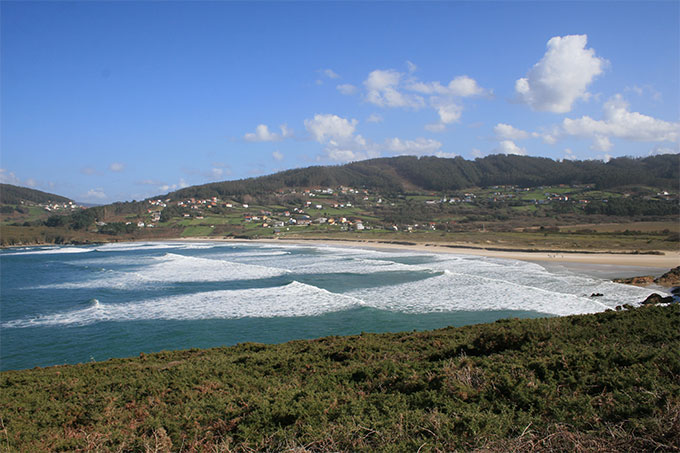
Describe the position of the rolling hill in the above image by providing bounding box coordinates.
[0,183,72,205]
[162,154,679,200]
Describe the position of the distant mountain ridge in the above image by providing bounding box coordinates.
[164,154,679,200]
[0,184,72,205]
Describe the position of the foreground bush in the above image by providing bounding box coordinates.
[1,305,679,452]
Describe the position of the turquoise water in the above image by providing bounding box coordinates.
[0,241,660,371]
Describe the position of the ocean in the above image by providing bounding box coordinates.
[0,241,664,371]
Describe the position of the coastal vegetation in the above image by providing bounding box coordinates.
[1,304,678,451]
[1,154,678,249]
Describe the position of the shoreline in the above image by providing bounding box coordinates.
[4,235,678,269]
[174,236,680,269]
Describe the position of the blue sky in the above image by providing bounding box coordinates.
[1,1,678,203]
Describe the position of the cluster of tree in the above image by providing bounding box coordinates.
[97,222,137,235]
[584,198,680,217]
[0,184,72,205]
[162,154,679,200]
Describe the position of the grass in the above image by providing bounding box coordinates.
[1,305,678,451]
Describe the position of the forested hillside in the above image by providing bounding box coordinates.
[0,183,72,205]
[165,154,679,200]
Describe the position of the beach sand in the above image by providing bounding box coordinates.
[176,236,680,271]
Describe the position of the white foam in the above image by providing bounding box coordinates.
[2,246,93,256]
[93,242,185,252]
[346,261,663,316]
[39,253,289,289]
[3,281,363,327]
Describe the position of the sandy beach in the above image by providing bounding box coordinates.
[176,236,680,270]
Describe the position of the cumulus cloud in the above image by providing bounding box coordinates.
[562,94,680,150]
[383,137,443,155]
[304,114,358,143]
[407,75,487,97]
[471,148,484,158]
[0,169,21,185]
[159,178,189,193]
[109,162,125,172]
[494,123,529,141]
[515,34,606,113]
[495,140,527,156]
[337,84,357,95]
[272,150,284,161]
[305,113,446,163]
[323,69,340,79]
[649,145,679,156]
[435,151,458,159]
[364,69,425,109]
[361,66,490,131]
[244,124,292,142]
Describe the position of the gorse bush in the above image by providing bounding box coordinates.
[1,305,679,452]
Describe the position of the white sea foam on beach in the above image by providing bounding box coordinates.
[38,252,289,289]
[3,281,363,327]
[2,246,93,256]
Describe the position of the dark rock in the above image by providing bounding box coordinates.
[654,266,680,287]
[642,293,674,305]
[590,293,604,297]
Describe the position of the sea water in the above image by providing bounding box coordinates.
[0,241,665,371]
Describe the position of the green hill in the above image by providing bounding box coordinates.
[1,305,678,451]
[163,154,679,200]
[0,183,72,205]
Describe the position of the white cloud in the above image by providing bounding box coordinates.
[366,113,383,123]
[515,34,606,113]
[81,167,97,175]
[272,150,284,161]
[361,66,489,130]
[244,124,292,142]
[322,148,379,163]
[364,69,425,109]
[430,97,463,125]
[406,60,417,73]
[159,178,189,193]
[85,189,107,200]
[323,69,340,79]
[649,145,679,156]
[109,162,125,172]
[337,84,357,95]
[435,151,458,159]
[384,137,443,156]
[591,135,613,152]
[304,114,358,143]
[471,148,484,158]
[495,140,527,156]
[0,169,21,185]
[562,94,680,149]
[494,123,529,141]
[25,178,37,188]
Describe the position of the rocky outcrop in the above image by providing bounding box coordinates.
[612,275,655,287]
[654,266,680,287]
[641,293,674,305]
[614,266,680,288]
